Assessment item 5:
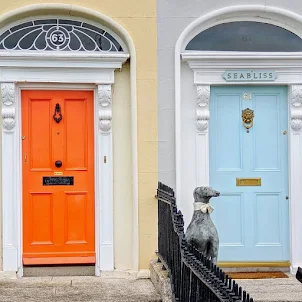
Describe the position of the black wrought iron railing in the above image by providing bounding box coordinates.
[156,182,253,302]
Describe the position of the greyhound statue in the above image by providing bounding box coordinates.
[185,186,220,264]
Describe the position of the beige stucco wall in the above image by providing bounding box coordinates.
[0,1,157,271]
[112,62,133,270]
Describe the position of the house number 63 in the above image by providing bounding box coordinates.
[51,33,65,44]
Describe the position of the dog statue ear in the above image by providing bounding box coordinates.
[193,187,199,202]
[193,187,203,202]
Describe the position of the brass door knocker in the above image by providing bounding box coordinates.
[53,103,62,123]
[242,108,254,130]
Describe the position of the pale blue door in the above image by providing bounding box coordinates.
[209,86,289,262]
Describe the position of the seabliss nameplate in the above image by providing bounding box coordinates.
[43,176,74,186]
[223,70,277,82]
[236,178,261,186]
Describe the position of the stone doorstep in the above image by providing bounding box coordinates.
[1,267,150,279]
[23,266,95,277]
[150,260,172,302]
[221,266,290,273]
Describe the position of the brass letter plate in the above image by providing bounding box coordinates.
[236,178,261,186]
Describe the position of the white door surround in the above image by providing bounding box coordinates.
[0,7,138,276]
[175,6,302,274]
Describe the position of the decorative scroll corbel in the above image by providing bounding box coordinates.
[196,85,210,133]
[98,85,112,132]
[1,83,16,131]
[291,85,302,132]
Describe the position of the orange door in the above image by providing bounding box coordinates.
[22,90,95,265]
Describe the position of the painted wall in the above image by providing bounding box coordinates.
[0,0,157,271]
[113,62,133,270]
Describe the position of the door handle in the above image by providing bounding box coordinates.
[55,160,62,168]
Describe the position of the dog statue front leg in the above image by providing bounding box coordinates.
[208,238,219,264]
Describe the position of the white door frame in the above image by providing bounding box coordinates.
[179,52,302,273]
[0,52,129,276]
[175,5,302,274]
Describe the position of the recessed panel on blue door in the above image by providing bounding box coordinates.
[209,86,289,262]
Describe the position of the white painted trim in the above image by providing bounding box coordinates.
[0,52,129,70]
[175,5,302,274]
[97,85,114,271]
[1,83,19,272]
[0,4,138,274]
[2,82,115,275]
[182,54,302,85]
[195,85,210,187]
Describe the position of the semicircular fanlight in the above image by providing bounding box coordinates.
[0,19,124,52]
[186,21,302,52]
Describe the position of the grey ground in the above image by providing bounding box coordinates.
[0,276,161,302]
[236,274,302,302]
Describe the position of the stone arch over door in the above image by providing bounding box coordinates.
[0,4,138,276]
[175,5,302,273]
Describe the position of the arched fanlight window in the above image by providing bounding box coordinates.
[186,21,302,52]
[0,18,125,52]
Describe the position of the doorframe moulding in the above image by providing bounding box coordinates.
[0,4,139,277]
[175,5,302,274]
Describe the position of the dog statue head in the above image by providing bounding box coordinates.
[193,187,220,204]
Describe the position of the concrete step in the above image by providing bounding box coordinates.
[23,265,95,277]
[236,274,302,302]
[222,266,290,273]
[0,276,162,302]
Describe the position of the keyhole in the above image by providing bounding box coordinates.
[57,132,60,135]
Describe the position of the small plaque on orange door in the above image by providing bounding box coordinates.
[43,177,74,186]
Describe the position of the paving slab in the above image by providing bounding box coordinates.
[236,274,302,302]
[0,276,162,302]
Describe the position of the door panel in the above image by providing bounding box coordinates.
[29,99,52,170]
[255,193,281,245]
[64,98,88,170]
[64,191,88,244]
[253,94,280,170]
[211,193,244,245]
[30,193,54,245]
[209,86,289,262]
[22,90,95,265]
[215,93,243,171]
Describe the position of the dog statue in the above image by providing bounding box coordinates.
[185,186,220,264]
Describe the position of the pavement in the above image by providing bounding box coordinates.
[236,274,302,302]
[0,276,162,302]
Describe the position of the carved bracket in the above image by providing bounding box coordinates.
[291,85,302,132]
[1,83,16,131]
[196,85,210,133]
[98,84,112,132]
